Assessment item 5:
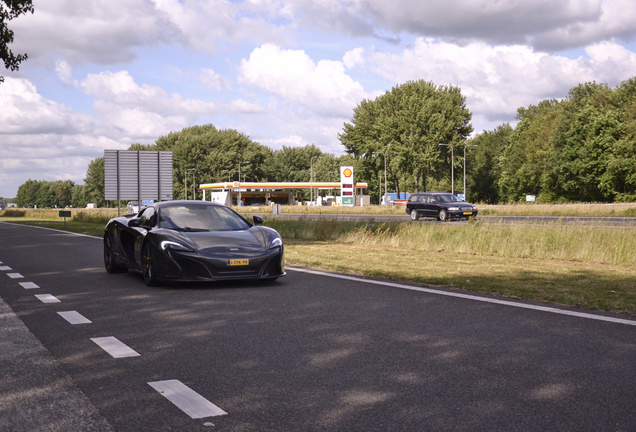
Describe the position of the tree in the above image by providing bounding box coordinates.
[84,157,106,206]
[547,82,625,202]
[16,179,38,207]
[155,124,272,200]
[262,145,323,183]
[15,179,74,208]
[71,184,88,208]
[466,124,513,203]
[1,0,34,83]
[598,78,636,201]
[340,80,472,198]
[497,99,562,202]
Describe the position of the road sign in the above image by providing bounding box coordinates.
[59,210,71,228]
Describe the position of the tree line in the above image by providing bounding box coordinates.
[15,126,357,208]
[471,79,636,203]
[12,78,636,208]
[341,78,635,203]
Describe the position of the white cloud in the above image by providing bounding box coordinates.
[78,70,216,138]
[343,48,365,69]
[0,78,90,134]
[584,41,636,82]
[238,44,367,117]
[55,60,75,85]
[12,0,178,65]
[199,68,226,91]
[230,99,266,114]
[363,38,636,130]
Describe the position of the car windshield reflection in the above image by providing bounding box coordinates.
[158,204,251,231]
[436,194,461,203]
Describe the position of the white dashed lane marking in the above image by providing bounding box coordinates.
[19,281,40,289]
[0,265,12,271]
[91,337,140,358]
[35,294,61,303]
[57,311,92,325]
[148,380,227,419]
[7,273,23,279]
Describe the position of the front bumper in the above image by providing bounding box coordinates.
[155,246,285,282]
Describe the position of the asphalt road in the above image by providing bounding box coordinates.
[1,222,635,431]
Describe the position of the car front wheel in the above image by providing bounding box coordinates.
[438,209,448,222]
[104,234,128,273]
[410,209,420,221]
[142,243,160,287]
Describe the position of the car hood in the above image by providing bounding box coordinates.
[440,202,476,208]
[184,229,266,253]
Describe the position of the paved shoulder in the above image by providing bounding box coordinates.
[0,297,113,432]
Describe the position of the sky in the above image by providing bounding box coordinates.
[1,0,636,198]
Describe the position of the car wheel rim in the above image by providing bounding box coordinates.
[440,210,447,221]
[144,246,152,281]
[104,237,113,268]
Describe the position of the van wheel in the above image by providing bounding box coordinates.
[410,209,420,221]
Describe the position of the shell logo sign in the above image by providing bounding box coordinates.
[340,166,354,206]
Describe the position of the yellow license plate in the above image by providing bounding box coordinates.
[228,259,249,266]
[463,211,473,215]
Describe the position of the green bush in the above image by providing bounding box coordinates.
[0,209,26,217]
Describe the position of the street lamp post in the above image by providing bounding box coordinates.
[463,145,478,200]
[223,169,235,182]
[310,155,321,204]
[238,161,249,205]
[439,143,454,195]
[382,152,388,205]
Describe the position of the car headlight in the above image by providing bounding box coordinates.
[269,237,283,249]
[160,240,193,252]
[448,207,460,211]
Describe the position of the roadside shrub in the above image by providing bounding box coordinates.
[72,211,115,224]
[0,209,26,217]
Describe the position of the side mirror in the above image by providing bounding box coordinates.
[128,218,142,228]
[253,215,264,226]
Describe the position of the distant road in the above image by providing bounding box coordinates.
[257,213,636,226]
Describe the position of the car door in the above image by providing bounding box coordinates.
[132,206,156,266]
[423,194,437,217]
[407,194,419,214]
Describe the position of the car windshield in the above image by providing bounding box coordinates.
[157,204,251,231]
[435,194,462,203]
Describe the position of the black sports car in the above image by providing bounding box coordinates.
[103,200,285,286]
[406,192,478,221]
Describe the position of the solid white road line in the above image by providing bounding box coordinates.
[0,266,12,271]
[148,380,227,419]
[91,337,140,358]
[19,282,39,289]
[287,266,636,327]
[57,311,92,325]
[7,273,23,279]
[35,294,61,304]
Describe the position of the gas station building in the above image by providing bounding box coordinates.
[198,181,369,206]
